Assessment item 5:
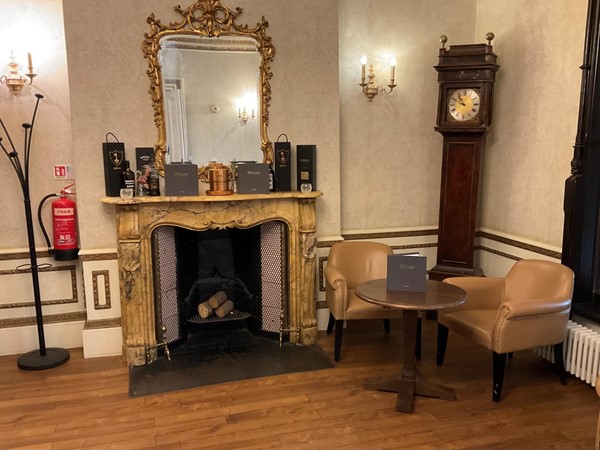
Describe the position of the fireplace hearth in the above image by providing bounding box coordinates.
[128,329,333,397]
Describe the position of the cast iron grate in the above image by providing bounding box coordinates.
[187,310,252,324]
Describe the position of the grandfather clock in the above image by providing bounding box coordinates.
[429,34,500,280]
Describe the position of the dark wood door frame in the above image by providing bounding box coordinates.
[562,0,600,320]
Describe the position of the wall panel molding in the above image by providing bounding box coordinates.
[0,265,78,309]
[92,270,111,310]
[478,231,561,259]
[79,253,118,262]
[0,311,86,328]
[0,251,52,260]
[85,318,121,329]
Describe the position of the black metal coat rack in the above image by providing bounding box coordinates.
[0,94,70,370]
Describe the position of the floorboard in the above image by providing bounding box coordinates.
[0,318,597,449]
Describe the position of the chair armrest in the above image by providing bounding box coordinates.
[443,276,505,311]
[325,264,347,288]
[325,264,348,317]
[500,298,571,319]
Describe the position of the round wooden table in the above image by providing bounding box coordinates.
[356,279,466,413]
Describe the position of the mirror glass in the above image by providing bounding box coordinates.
[160,36,262,166]
[144,0,275,177]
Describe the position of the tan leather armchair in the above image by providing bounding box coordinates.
[437,259,574,402]
[325,241,412,362]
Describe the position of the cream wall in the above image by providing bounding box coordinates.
[476,0,587,248]
[338,0,586,250]
[1,0,586,255]
[62,0,342,250]
[339,0,476,232]
[0,0,73,251]
[0,0,591,356]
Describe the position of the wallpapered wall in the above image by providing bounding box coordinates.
[338,0,477,232]
[476,0,586,247]
[0,0,589,253]
[0,0,73,251]
[60,0,341,250]
[338,0,586,249]
[0,0,590,358]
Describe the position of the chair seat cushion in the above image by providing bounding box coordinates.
[439,309,496,350]
[344,289,405,320]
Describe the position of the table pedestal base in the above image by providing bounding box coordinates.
[355,281,466,413]
[364,373,456,412]
[364,310,456,412]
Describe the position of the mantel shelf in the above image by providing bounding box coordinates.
[101,191,322,205]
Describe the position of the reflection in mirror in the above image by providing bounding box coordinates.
[143,0,275,177]
[163,78,188,162]
[160,36,262,166]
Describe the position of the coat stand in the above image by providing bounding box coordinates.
[1,94,70,370]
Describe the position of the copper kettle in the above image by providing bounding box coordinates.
[199,162,233,195]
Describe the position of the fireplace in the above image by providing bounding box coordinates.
[102,192,321,366]
[153,221,288,349]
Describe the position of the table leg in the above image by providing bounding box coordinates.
[363,310,456,412]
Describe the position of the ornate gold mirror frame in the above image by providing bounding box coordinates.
[143,0,275,176]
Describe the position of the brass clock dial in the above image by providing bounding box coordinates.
[448,88,481,122]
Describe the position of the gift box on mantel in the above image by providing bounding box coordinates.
[236,162,270,194]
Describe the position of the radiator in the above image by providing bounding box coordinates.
[534,320,600,387]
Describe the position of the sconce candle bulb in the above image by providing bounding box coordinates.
[390,57,397,84]
[360,55,367,83]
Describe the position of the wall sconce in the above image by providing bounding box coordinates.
[238,106,255,124]
[359,55,396,102]
[0,51,36,95]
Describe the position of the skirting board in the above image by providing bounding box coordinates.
[0,320,84,356]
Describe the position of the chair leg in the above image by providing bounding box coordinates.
[493,352,508,402]
[436,323,449,366]
[415,317,422,361]
[553,342,568,385]
[383,318,391,333]
[334,320,344,362]
[326,312,335,334]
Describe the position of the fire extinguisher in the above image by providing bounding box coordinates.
[38,183,79,261]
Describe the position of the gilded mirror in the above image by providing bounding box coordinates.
[143,0,275,176]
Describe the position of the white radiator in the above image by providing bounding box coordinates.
[534,320,600,387]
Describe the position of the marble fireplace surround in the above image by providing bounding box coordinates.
[102,192,321,366]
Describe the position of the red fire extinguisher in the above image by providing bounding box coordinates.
[38,183,79,261]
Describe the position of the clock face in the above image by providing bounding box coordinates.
[448,88,481,122]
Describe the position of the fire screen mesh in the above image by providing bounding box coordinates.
[260,221,288,333]
[153,226,181,343]
[153,221,288,343]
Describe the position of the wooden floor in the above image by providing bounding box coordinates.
[1,319,598,449]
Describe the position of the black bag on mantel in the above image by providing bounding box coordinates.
[102,141,125,196]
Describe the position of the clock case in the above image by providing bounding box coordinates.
[430,40,500,280]
[434,43,499,132]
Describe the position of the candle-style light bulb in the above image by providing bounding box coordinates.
[390,57,397,84]
[360,55,367,82]
[27,52,33,73]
